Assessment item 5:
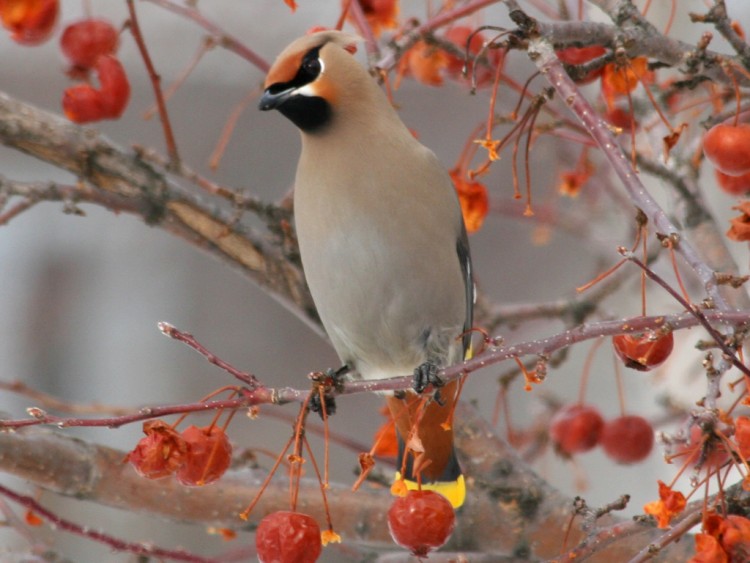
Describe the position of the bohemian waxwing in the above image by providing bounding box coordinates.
[259,30,473,508]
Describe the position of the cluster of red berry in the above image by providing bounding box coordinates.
[127,420,232,486]
[549,332,674,464]
[0,1,130,123]
[550,403,655,464]
[247,466,457,561]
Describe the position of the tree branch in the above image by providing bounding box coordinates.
[0,92,321,336]
[0,404,706,560]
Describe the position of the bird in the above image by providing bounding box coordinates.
[259,30,473,508]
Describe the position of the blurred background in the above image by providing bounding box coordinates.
[0,0,749,560]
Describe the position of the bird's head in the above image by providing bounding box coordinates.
[259,31,364,133]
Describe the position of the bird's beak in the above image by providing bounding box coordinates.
[258,87,295,111]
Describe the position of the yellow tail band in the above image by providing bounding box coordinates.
[394,472,466,509]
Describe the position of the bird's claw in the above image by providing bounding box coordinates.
[413,361,442,394]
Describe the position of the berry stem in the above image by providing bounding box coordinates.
[577,338,604,405]
[303,436,336,534]
[239,433,295,520]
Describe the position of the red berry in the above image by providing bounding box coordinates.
[606,105,635,131]
[127,419,188,479]
[600,415,654,464]
[716,169,750,196]
[387,489,456,557]
[176,425,232,486]
[60,18,119,69]
[612,331,674,371]
[62,85,107,124]
[0,0,58,45]
[703,123,750,176]
[95,55,130,117]
[255,511,322,563]
[63,54,130,123]
[549,403,604,455]
[557,45,607,84]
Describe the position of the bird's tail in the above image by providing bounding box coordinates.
[386,378,466,508]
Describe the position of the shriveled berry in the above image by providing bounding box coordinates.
[612,331,674,371]
[127,419,188,479]
[600,415,654,464]
[549,403,604,455]
[176,425,232,486]
[63,54,130,123]
[256,511,322,563]
[61,18,119,69]
[387,489,455,557]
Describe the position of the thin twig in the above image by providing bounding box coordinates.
[526,34,728,310]
[3,309,750,431]
[143,0,270,72]
[0,483,217,563]
[126,0,181,166]
[159,322,259,387]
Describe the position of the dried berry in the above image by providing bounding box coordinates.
[176,425,232,486]
[63,54,130,123]
[127,419,188,479]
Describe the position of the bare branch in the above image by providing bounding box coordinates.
[0,92,321,337]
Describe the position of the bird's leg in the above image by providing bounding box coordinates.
[309,365,349,417]
[331,363,351,380]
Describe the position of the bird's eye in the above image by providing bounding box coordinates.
[303,57,321,77]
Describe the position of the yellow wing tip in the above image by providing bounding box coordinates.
[393,472,466,508]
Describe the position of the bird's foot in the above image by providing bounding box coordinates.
[309,365,349,417]
[413,361,443,395]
